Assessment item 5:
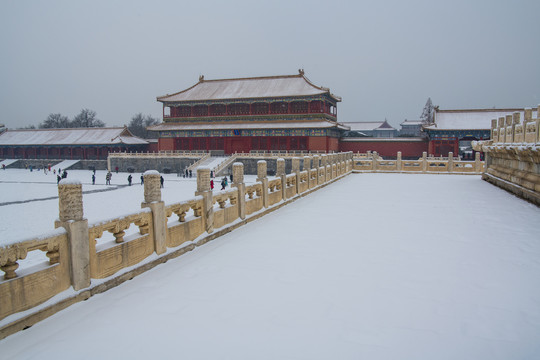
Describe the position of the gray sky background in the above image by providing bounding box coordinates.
[1,0,539,130]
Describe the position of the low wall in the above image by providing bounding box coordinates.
[340,137,428,158]
[353,151,484,174]
[0,152,354,339]
[473,106,540,205]
[108,151,207,173]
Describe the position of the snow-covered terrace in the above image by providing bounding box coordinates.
[1,170,539,359]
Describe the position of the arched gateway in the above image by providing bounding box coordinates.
[150,70,347,154]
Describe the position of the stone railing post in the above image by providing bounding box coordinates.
[141,171,167,254]
[292,157,300,194]
[319,154,326,183]
[326,154,331,178]
[303,155,312,188]
[196,167,214,233]
[55,181,90,291]
[422,152,427,173]
[524,108,532,123]
[397,151,402,172]
[232,163,246,220]
[475,151,482,172]
[448,152,454,172]
[505,114,514,143]
[372,152,378,172]
[313,155,320,185]
[498,117,506,143]
[277,158,286,200]
[491,119,498,142]
[257,160,269,208]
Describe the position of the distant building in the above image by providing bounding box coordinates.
[341,120,397,138]
[150,70,346,153]
[0,127,148,160]
[422,107,537,158]
[399,119,423,137]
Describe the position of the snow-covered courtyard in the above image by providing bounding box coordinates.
[1,170,540,359]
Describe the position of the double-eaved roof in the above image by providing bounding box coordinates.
[0,127,148,146]
[425,108,538,131]
[157,71,342,103]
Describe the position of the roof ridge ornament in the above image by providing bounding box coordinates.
[298,69,304,76]
[199,75,204,82]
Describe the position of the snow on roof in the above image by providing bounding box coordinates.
[400,120,423,126]
[157,72,341,103]
[425,108,538,130]
[0,127,149,146]
[149,120,349,131]
[342,121,396,131]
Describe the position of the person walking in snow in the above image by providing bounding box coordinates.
[92,174,95,185]
[220,178,226,190]
[57,175,61,184]
[106,172,112,185]
[127,174,132,186]
[210,179,214,190]
[160,176,164,188]
[140,174,144,185]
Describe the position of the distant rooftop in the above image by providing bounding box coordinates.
[157,70,342,103]
[341,120,396,131]
[0,127,148,146]
[425,108,538,131]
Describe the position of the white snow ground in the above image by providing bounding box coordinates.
[1,171,540,359]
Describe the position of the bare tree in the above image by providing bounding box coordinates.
[72,109,105,128]
[39,113,71,128]
[420,98,435,125]
[128,113,160,138]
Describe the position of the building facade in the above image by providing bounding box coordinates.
[0,127,148,160]
[150,71,346,154]
[422,108,536,158]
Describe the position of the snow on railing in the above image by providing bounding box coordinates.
[0,154,354,333]
[353,151,484,174]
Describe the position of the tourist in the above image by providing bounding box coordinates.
[140,174,144,185]
[189,170,192,178]
[127,174,132,186]
[92,174,95,185]
[210,179,214,190]
[160,176,164,188]
[106,172,112,185]
[57,175,61,184]
[220,178,226,190]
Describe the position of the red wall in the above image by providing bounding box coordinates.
[158,138,175,151]
[339,139,428,158]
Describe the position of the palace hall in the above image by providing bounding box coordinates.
[150,70,347,154]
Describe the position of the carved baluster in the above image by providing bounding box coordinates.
[176,210,186,222]
[46,245,60,265]
[192,204,202,217]
[1,260,19,280]
[256,186,262,197]
[112,229,125,243]
[247,189,254,199]
[135,218,150,234]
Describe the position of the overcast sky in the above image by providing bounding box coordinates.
[1,0,539,130]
